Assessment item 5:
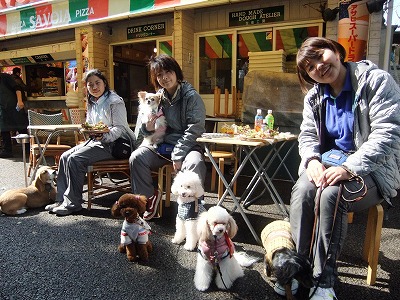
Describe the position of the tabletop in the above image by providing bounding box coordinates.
[28,124,82,131]
[197,132,297,147]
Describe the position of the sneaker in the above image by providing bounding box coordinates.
[45,202,62,212]
[143,190,161,221]
[273,279,299,296]
[309,287,337,300]
[52,205,82,216]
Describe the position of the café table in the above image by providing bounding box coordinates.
[197,132,297,245]
[27,124,82,184]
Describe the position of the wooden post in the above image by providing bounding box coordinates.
[232,86,237,119]
[224,88,229,117]
[214,86,221,116]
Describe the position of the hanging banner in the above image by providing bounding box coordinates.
[338,0,370,62]
[0,0,207,37]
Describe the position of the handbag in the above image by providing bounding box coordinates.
[112,138,131,159]
[321,149,349,167]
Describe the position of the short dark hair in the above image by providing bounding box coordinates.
[296,37,346,93]
[148,54,184,90]
[83,69,110,96]
[12,67,21,75]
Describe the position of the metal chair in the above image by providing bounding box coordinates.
[27,110,72,177]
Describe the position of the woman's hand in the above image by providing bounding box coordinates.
[318,166,352,188]
[145,113,157,131]
[173,160,182,172]
[306,159,326,186]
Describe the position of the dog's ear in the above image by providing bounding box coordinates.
[135,195,147,214]
[34,168,48,192]
[227,215,238,238]
[138,91,146,103]
[111,201,122,217]
[194,180,204,198]
[197,211,212,242]
[170,172,182,195]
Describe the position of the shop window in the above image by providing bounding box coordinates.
[237,31,273,92]
[275,25,319,55]
[25,62,66,97]
[199,34,232,94]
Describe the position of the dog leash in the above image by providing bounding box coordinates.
[309,184,342,299]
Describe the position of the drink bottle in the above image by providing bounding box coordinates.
[254,109,263,132]
[265,109,274,130]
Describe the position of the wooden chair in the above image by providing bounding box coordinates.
[205,150,237,199]
[27,110,72,177]
[86,159,131,209]
[155,163,174,217]
[348,203,384,285]
[87,160,173,217]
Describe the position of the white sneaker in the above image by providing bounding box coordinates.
[45,202,61,212]
[309,287,337,300]
[273,279,299,296]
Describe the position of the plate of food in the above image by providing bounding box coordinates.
[81,121,110,134]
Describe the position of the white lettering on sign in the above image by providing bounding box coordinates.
[260,12,281,18]
[29,9,71,28]
[143,23,164,31]
[75,6,94,18]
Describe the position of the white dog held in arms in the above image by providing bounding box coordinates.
[171,170,206,251]
[194,206,257,291]
[137,91,167,148]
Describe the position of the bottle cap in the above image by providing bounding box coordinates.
[257,109,262,114]
[268,109,272,114]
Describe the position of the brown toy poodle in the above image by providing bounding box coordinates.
[111,193,153,262]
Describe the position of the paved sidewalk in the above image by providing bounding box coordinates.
[0,144,399,300]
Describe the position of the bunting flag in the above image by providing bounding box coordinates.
[0,0,203,37]
[200,34,232,59]
[238,32,272,58]
[159,40,173,56]
[275,26,319,55]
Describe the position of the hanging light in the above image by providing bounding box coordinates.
[322,7,339,22]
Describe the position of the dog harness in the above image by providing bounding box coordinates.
[177,199,206,221]
[120,217,151,246]
[198,232,235,264]
[261,220,295,264]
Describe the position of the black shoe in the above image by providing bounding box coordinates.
[0,150,13,158]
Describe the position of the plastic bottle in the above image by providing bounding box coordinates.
[265,109,274,130]
[254,108,263,131]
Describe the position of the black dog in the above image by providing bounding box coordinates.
[261,220,313,300]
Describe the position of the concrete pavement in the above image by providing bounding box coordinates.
[0,143,399,300]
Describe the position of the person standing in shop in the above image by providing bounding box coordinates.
[0,69,27,158]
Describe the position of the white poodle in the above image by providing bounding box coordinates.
[171,170,206,251]
[194,206,256,291]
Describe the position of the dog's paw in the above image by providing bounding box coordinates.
[171,237,184,244]
[184,242,197,251]
[16,208,27,215]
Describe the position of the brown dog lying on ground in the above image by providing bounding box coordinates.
[0,166,57,215]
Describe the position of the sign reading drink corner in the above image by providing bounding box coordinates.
[229,6,284,27]
[127,22,166,39]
